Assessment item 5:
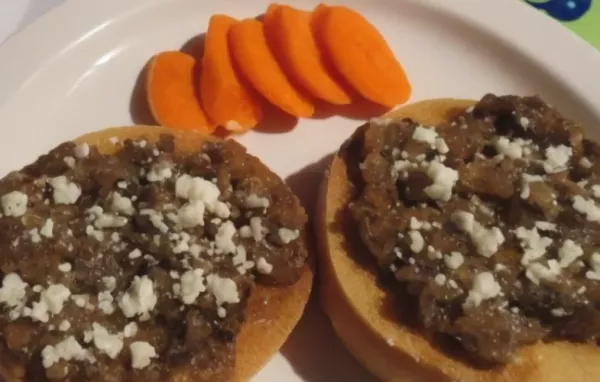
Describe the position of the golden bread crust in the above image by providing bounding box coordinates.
[316,100,600,382]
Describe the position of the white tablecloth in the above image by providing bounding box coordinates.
[0,0,65,45]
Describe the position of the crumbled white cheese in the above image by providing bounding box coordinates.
[177,200,205,228]
[31,284,71,323]
[515,226,553,265]
[146,161,173,182]
[40,218,54,238]
[140,209,169,233]
[463,272,502,308]
[557,239,584,268]
[71,294,90,308]
[1,191,28,217]
[92,323,123,359]
[58,262,71,273]
[434,274,447,286]
[98,290,115,315]
[407,230,424,253]
[444,252,464,270]
[543,144,572,174]
[214,221,237,254]
[551,308,568,317]
[130,341,157,369]
[206,274,240,310]
[579,157,593,169]
[535,221,557,232]
[28,228,41,243]
[526,259,561,284]
[175,174,229,218]
[249,217,268,242]
[585,252,600,280]
[423,161,459,202]
[434,137,449,154]
[93,213,128,229]
[49,176,81,204]
[520,174,544,199]
[123,322,138,338]
[451,211,505,258]
[592,185,600,199]
[111,192,134,215]
[179,269,206,304]
[0,273,28,316]
[85,225,104,241]
[119,276,157,321]
[63,156,76,168]
[519,117,530,129]
[572,195,600,221]
[59,320,71,331]
[495,137,523,159]
[256,257,273,274]
[412,126,438,146]
[41,336,95,368]
[245,194,270,209]
[74,143,90,158]
[279,228,300,244]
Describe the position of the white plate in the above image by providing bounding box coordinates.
[0,0,599,380]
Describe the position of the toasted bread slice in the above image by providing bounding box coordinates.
[0,126,313,382]
[316,100,600,382]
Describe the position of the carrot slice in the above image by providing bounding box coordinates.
[200,15,262,132]
[263,3,281,25]
[146,51,215,133]
[313,5,411,107]
[229,19,315,118]
[264,4,352,105]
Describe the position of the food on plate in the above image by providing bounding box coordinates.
[0,126,312,381]
[229,19,315,118]
[312,4,411,107]
[263,4,352,105]
[146,52,215,133]
[200,15,263,133]
[318,95,600,381]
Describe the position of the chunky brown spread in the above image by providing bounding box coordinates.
[349,94,600,365]
[0,134,307,381]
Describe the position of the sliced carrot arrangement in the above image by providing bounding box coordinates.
[229,19,315,118]
[146,51,215,133]
[312,4,411,107]
[264,4,352,105]
[200,15,262,132]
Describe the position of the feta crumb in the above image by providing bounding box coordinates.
[130,342,157,369]
[451,211,504,258]
[573,195,600,222]
[146,161,173,182]
[111,192,134,215]
[557,239,584,268]
[85,225,104,241]
[119,276,157,320]
[495,137,523,159]
[179,269,206,304]
[412,126,438,146]
[63,156,76,168]
[49,176,81,204]
[41,336,95,368]
[123,322,138,338]
[245,194,270,209]
[215,221,237,254]
[102,276,116,292]
[92,323,123,359]
[206,274,240,308]
[535,221,557,232]
[278,228,300,244]
[177,200,205,228]
[434,274,447,285]
[592,185,600,199]
[128,249,142,260]
[59,320,71,331]
[515,226,553,265]
[551,308,568,317]
[519,117,530,129]
[0,273,28,314]
[463,272,502,308]
[543,145,572,174]
[1,191,28,217]
[58,262,71,273]
[407,230,424,253]
[520,174,544,199]
[256,257,273,274]
[585,252,600,280]
[444,252,464,270]
[580,157,593,169]
[40,218,54,238]
[424,161,459,202]
[74,143,90,158]
[98,290,115,315]
[526,259,561,285]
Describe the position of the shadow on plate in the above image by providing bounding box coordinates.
[281,155,378,382]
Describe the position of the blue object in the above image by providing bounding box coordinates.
[525,0,592,22]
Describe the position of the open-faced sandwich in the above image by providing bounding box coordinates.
[0,126,312,381]
[318,94,600,381]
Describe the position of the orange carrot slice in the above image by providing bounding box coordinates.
[229,19,315,118]
[146,51,215,133]
[200,15,262,132]
[313,5,411,107]
[264,4,352,105]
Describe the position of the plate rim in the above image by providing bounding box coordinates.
[0,0,599,117]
